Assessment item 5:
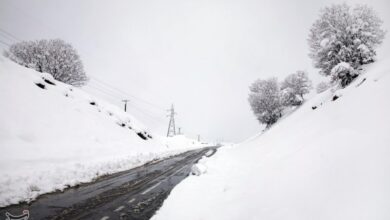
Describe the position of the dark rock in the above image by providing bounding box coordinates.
[35,83,46,89]
[137,132,148,140]
[43,78,56,85]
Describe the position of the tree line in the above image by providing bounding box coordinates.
[249,3,385,128]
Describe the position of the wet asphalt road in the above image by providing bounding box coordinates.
[0,147,217,220]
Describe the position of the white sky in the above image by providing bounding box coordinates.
[1,0,389,142]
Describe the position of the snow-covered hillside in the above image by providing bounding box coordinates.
[152,57,390,220]
[0,57,205,207]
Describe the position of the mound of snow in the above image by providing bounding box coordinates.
[191,164,207,176]
[152,57,390,220]
[0,57,200,207]
[161,135,209,150]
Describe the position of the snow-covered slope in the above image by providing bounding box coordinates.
[0,56,204,207]
[152,57,390,220]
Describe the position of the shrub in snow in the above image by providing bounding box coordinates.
[280,71,312,106]
[308,4,385,87]
[248,78,282,127]
[4,39,88,86]
[191,164,207,176]
[330,62,358,87]
[316,81,330,94]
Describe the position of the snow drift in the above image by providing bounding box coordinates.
[0,56,204,207]
[152,57,390,220]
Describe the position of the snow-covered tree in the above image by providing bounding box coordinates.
[330,62,358,87]
[280,71,312,106]
[248,78,282,127]
[316,81,330,93]
[308,4,385,87]
[280,87,300,107]
[4,39,88,86]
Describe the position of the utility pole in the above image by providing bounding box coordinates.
[122,99,130,112]
[166,104,177,137]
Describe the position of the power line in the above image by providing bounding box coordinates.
[90,77,166,111]
[0,27,22,49]
[130,104,167,124]
[88,81,166,118]
[0,28,22,41]
[89,78,128,98]
[87,83,165,117]
[91,77,164,109]
[0,32,17,43]
[87,84,124,99]
[86,85,123,102]
[0,40,10,46]
[86,84,167,125]
[4,2,58,39]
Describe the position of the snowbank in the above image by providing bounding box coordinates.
[152,57,390,220]
[0,57,202,207]
[191,163,207,176]
[161,135,209,150]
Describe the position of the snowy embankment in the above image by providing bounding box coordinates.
[0,57,204,207]
[153,57,390,220]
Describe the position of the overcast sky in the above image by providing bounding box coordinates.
[1,0,389,142]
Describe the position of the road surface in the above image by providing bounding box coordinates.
[0,147,217,220]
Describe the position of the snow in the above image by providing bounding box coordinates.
[357,44,370,54]
[320,38,329,48]
[162,135,209,150]
[191,163,207,176]
[152,57,390,220]
[0,57,206,207]
[331,61,357,77]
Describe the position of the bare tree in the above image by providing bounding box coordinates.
[4,39,88,86]
[308,4,385,87]
[248,78,282,127]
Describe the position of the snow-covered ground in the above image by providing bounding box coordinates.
[0,57,206,207]
[152,57,390,220]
